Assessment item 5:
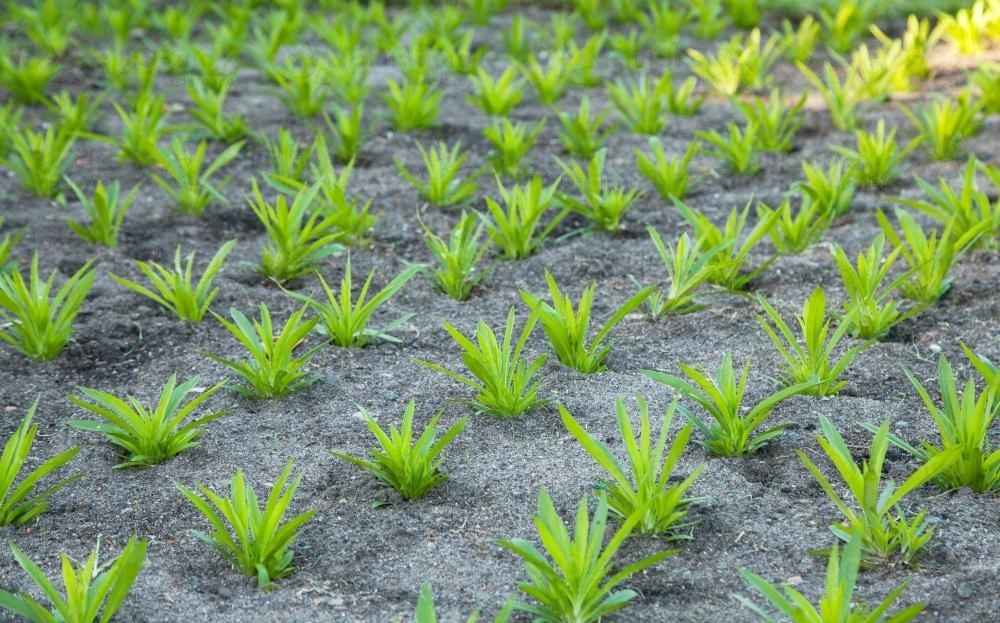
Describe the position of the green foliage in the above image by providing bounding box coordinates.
[261,128,315,181]
[0,217,25,273]
[757,288,870,396]
[642,228,725,316]
[793,160,856,219]
[674,199,779,292]
[501,13,534,62]
[415,582,515,623]
[396,141,479,207]
[270,56,332,118]
[207,304,321,399]
[176,462,315,590]
[385,78,442,131]
[661,72,705,116]
[639,1,689,58]
[65,179,138,248]
[0,536,148,623]
[757,197,832,255]
[797,61,871,131]
[779,15,819,64]
[436,30,489,76]
[152,138,243,216]
[819,0,881,54]
[696,123,759,175]
[634,138,698,201]
[608,28,643,70]
[331,399,467,500]
[306,136,378,247]
[0,50,59,104]
[691,0,728,38]
[561,395,704,537]
[418,307,547,418]
[520,52,573,104]
[935,0,991,55]
[734,90,805,153]
[884,354,1000,493]
[799,416,957,565]
[831,235,915,340]
[9,0,75,56]
[483,175,566,260]
[903,91,982,161]
[497,488,676,623]
[687,28,781,95]
[45,90,103,137]
[0,254,96,361]
[736,532,924,622]
[246,178,345,283]
[0,123,75,198]
[68,375,227,468]
[110,94,177,166]
[324,104,367,163]
[971,63,1000,114]
[726,0,762,28]
[832,119,916,188]
[0,400,81,526]
[553,96,614,159]
[521,271,653,374]
[556,149,644,232]
[110,240,235,323]
[484,118,544,179]
[900,156,1000,245]
[607,71,670,135]
[186,78,248,143]
[421,212,491,301]
[642,353,814,456]
[467,65,524,117]
[565,33,605,87]
[283,255,420,348]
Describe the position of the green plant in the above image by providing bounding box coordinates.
[45,90,103,137]
[757,198,832,255]
[176,461,315,590]
[674,199,779,291]
[935,0,991,55]
[899,157,1000,245]
[0,400,81,526]
[65,179,139,248]
[735,532,924,622]
[556,149,643,232]
[634,138,698,201]
[881,354,1000,493]
[0,536,148,623]
[696,123,759,175]
[246,179,345,283]
[798,61,870,131]
[0,254,96,361]
[109,93,181,166]
[561,395,704,536]
[421,212,491,301]
[0,217,25,274]
[501,14,534,62]
[819,0,880,54]
[877,208,982,303]
[152,138,243,216]
[186,78,248,143]
[467,65,524,117]
[565,33,605,87]
[270,56,332,118]
[68,375,227,468]
[0,50,59,104]
[734,90,805,153]
[726,0,761,28]
[207,304,322,399]
[521,271,653,374]
[484,175,566,260]
[497,488,675,623]
[639,2,689,58]
[436,30,489,76]
[687,28,781,95]
[831,235,914,340]
[608,28,643,70]
[757,288,870,396]
[553,96,614,159]
[110,240,235,323]
[415,582,514,623]
[607,71,670,135]
[520,51,573,104]
[0,123,75,198]
[418,307,547,418]
[799,416,958,565]
[832,119,916,188]
[779,15,819,64]
[641,228,727,316]
[484,118,544,179]
[793,160,856,219]
[385,77,442,131]
[971,63,1000,114]
[642,352,814,456]
[903,91,982,161]
[9,0,75,56]
[324,104,367,163]
[396,141,479,207]
[284,255,420,348]
[331,399,467,500]
[691,0,728,38]
[261,128,315,181]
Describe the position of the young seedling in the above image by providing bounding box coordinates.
[936,1,991,54]
[498,488,676,623]
[642,228,728,316]
[65,179,140,248]
[553,96,615,159]
[798,61,870,131]
[246,178,345,284]
[521,271,654,374]
[186,78,248,143]
[418,307,547,418]
[10,0,75,56]
[483,175,566,260]
[68,375,227,468]
[831,119,917,188]
[176,462,315,590]
[396,141,479,207]
[691,0,728,38]
[899,157,1000,245]
[634,138,699,201]
[0,400,81,526]
[734,90,805,153]
[324,104,366,163]
[903,91,982,161]
[561,395,704,537]
[152,138,243,216]
[687,28,781,95]
[207,304,322,399]
[0,537,148,621]
[520,51,574,104]
[792,160,856,219]
[565,33,606,87]
[436,30,489,76]
[261,128,315,182]
[414,582,515,623]
[45,90,103,137]
[556,149,644,232]
[483,118,544,179]
[642,352,815,456]
[0,218,24,274]
[283,256,421,348]
[385,77,442,131]
[757,197,832,255]
[270,56,334,118]
[330,400,467,501]
[0,123,75,198]
[639,1,689,58]
[467,65,524,117]
[831,235,915,340]
[735,532,924,622]
[307,136,378,247]
[110,240,235,323]
[0,254,96,361]
[109,93,178,166]
[819,0,881,54]
[607,71,670,135]
[0,51,59,104]
[696,123,760,175]
[421,212,492,301]
[756,288,870,396]
[609,28,643,70]
[778,15,819,64]
[501,13,534,62]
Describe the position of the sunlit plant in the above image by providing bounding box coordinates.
[556,149,644,232]
[396,141,479,207]
[421,212,492,301]
[483,175,566,260]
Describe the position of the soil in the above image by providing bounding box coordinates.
[2,5,1000,623]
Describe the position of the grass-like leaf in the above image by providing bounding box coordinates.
[151,137,243,216]
[65,178,140,248]
[484,175,567,260]
[415,581,515,623]
[420,211,492,301]
[556,148,643,232]
[396,141,479,207]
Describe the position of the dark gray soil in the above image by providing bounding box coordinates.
[2,5,1000,623]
